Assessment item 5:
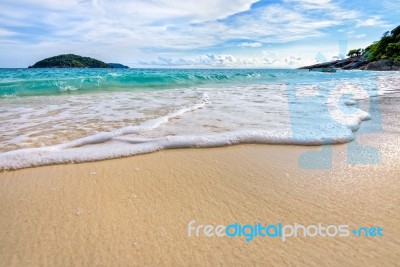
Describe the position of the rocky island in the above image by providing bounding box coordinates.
[28,54,129,68]
[301,25,400,71]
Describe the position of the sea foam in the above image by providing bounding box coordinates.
[0,92,365,171]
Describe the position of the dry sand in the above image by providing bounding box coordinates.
[0,142,399,266]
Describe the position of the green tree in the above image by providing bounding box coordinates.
[386,41,400,61]
[363,25,400,62]
[347,48,362,58]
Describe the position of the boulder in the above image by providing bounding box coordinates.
[364,60,393,71]
[342,58,367,70]
[391,61,400,71]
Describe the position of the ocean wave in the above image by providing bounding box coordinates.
[0,69,268,97]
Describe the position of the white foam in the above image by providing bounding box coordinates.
[0,128,355,171]
[0,85,360,171]
[59,85,79,92]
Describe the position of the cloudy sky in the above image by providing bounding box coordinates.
[0,0,398,68]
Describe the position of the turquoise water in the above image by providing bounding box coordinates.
[0,68,398,170]
[0,68,382,97]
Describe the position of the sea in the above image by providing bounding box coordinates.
[0,68,399,170]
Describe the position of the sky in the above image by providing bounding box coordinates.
[0,0,398,68]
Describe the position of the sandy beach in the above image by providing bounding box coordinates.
[1,138,399,266]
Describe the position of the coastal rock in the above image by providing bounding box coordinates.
[299,56,368,71]
[301,59,399,71]
[364,60,393,71]
[392,61,400,71]
[342,57,368,70]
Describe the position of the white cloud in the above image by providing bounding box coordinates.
[84,0,258,24]
[238,42,262,48]
[139,52,312,68]
[284,0,333,10]
[0,29,15,37]
[356,16,389,28]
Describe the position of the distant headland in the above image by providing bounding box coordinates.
[300,25,400,71]
[28,54,129,69]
